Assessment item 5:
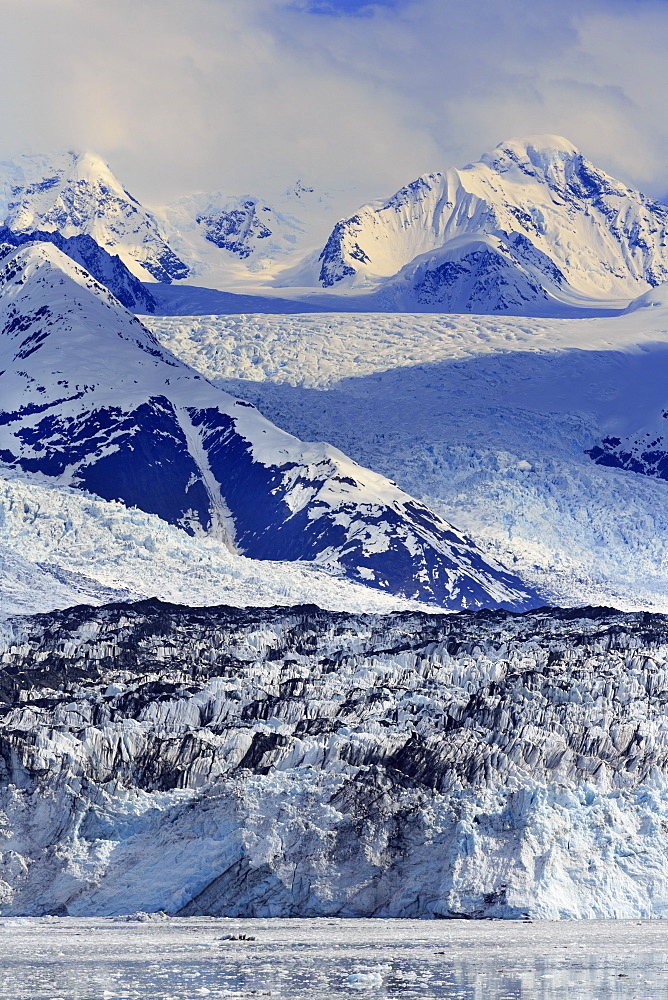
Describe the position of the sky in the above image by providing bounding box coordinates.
[1,0,667,209]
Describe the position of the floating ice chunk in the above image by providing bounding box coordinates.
[218,992,272,997]
[113,910,170,922]
[346,970,384,989]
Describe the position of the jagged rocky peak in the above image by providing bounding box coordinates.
[196,197,275,255]
[0,149,188,283]
[0,240,537,609]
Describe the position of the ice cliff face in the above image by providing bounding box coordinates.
[304,135,668,310]
[0,241,534,610]
[1,599,668,919]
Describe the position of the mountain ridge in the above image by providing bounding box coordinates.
[0,240,537,610]
[282,134,668,313]
[3,138,668,314]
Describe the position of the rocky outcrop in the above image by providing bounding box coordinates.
[2,599,668,918]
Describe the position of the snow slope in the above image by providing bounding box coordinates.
[152,182,340,290]
[146,305,668,612]
[0,226,155,312]
[0,242,536,610]
[3,600,668,919]
[289,135,668,312]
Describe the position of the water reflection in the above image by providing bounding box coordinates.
[0,918,667,1000]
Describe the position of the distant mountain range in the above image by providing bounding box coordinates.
[1,138,668,314]
[0,240,537,610]
[0,151,337,293]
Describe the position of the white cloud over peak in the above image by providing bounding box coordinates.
[0,0,666,209]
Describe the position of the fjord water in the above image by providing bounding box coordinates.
[1,919,667,1000]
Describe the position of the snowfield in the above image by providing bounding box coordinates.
[145,298,668,612]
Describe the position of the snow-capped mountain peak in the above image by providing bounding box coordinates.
[0,240,537,610]
[2,149,124,234]
[294,134,668,312]
[478,133,583,180]
[0,150,189,283]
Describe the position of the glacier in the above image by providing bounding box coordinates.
[3,133,668,925]
[146,302,668,613]
[2,599,668,918]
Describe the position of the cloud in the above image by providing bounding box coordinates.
[0,0,666,212]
